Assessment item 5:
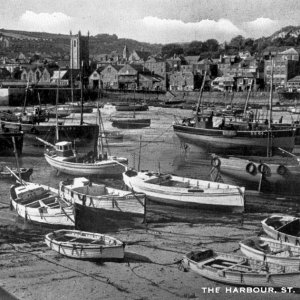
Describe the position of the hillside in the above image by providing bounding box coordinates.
[0,28,162,59]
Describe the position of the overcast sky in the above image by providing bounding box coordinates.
[0,0,299,44]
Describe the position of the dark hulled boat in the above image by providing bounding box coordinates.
[173,114,295,155]
[0,129,23,156]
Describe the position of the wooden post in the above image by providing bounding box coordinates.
[258,173,263,192]
[12,137,22,185]
[137,135,142,171]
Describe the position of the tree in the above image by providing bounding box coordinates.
[185,41,204,55]
[161,43,184,58]
[204,39,219,52]
[229,35,245,51]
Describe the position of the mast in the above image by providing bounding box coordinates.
[195,70,207,115]
[243,79,253,118]
[97,104,104,158]
[267,58,274,157]
[70,31,74,104]
[80,61,84,126]
[12,136,22,185]
[55,68,60,142]
[23,80,29,114]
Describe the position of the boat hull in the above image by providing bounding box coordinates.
[123,171,244,212]
[262,215,300,246]
[115,105,148,111]
[0,131,23,156]
[173,124,295,155]
[45,154,126,177]
[10,183,74,226]
[182,250,300,288]
[1,121,99,146]
[217,156,300,193]
[111,118,151,129]
[59,181,146,216]
[45,230,125,259]
[240,237,300,268]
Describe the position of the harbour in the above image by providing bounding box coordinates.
[0,103,300,299]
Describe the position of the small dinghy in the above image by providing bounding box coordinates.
[10,182,74,226]
[59,177,146,216]
[0,166,33,181]
[181,248,300,288]
[240,236,300,267]
[261,215,300,245]
[45,229,125,259]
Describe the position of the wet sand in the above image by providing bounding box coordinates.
[0,105,300,299]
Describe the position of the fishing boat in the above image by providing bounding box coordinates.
[122,170,245,212]
[45,229,125,259]
[240,236,300,267]
[110,115,151,129]
[10,182,74,226]
[59,177,146,216]
[181,248,300,288]
[114,103,149,112]
[211,152,300,193]
[39,107,128,177]
[261,215,300,245]
[0,165,33,180]
[173,70,296,155]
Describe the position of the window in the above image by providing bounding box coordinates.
[74,40,76,47]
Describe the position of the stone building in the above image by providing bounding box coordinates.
[101,64,122,89]
[70,31,89,74]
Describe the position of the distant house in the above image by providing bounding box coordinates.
[169,71,201,91]
[129,50,151,64]
[211,76,235,92]
[183,55,201,65]
[287,75,300,91]
[0,68,11,80]
[100,64,122,89]
[166,55,184,72]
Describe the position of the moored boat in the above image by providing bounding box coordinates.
[173,116,295,155]
[240,236,300,267]
[0,129,23,156]
[43,140,127,177]
[110,116,151,129]
[10,182,74,226]
[0,166,33,181]
[122,170,245,212]
[59,177,146,216]
[181,248,300,288]
[211,153,300,193]
[115,103,148,112]
[45,229,125,259]
[261,215,300,245]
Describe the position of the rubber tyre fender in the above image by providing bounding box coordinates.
[258,163,271,176]
[245,162,256,175]
[211,157,221,168]
[277,164,287,176]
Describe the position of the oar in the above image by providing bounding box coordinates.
[5,166,27,185]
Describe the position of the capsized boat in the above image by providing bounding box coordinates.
[181,248,300,288]
[122,170,245,212]
[10,182,74,226]
[240,236,300,267]
[45,229,125,259]
[59,177,146,216]
[261,215,300,245]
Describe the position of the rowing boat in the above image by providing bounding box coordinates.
[45,229,125,259]
[181,248,300,288]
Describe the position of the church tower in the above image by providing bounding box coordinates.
[70,31,89,74]
[123,45,129,61]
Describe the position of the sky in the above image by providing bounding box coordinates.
[0,0,300,44]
